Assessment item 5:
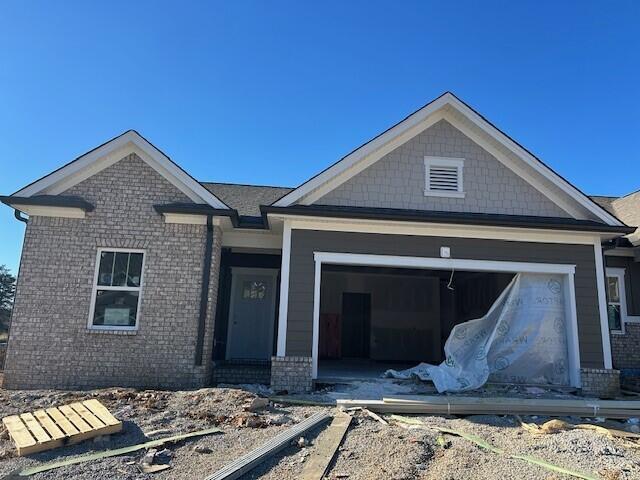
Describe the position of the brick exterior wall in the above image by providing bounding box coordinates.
[270,356,313,393]
[611,324,640,369]
[3,153,222,389]
[211,361,271,385]
[318,119,569,218]
[580,368,620,398]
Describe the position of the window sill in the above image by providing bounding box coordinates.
[86,328,138,336]
[424,190,466,199]
[610,330,625,335]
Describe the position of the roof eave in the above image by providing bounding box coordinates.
[0,195,95,212]
[153,203,240,227]
[261,205,635,235]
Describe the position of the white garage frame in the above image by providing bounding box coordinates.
[311,251,582,387]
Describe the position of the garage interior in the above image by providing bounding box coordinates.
[317,264,515,380]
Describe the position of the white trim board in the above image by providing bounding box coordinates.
[273,93,621,226]
[7,204,86,219]
[309,251,582,387]
[276,221,292,357]
[313,251,576,274]
[13,130,229,209]
[222,229,283,250]
[162,213,222,225]
[593,240,613,369]
[268,215,606,245]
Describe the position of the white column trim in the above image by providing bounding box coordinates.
[276,220,292,356]
[593,240,613,369]
[565,273,582,387]
[311,257,322,379]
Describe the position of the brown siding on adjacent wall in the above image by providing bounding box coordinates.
[286,229,605,368]
[605,255,640,317]
[4,154,222,389]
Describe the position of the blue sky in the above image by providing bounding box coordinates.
[1,1,638,274]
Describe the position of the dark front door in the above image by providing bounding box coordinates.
[341,292,371,358]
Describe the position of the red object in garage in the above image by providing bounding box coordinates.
[319,313,341,358]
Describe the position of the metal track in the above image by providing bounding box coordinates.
[204,411,331,480]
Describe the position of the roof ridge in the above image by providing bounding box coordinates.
[616,188,640,200]
[200,181,294,189]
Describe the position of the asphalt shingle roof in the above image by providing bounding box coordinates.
[200,182,293,217]
[200,182,638,235]
[590,193,639,229]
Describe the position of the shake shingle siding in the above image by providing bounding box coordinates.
[319,120,570,218]
[286,229,605,368]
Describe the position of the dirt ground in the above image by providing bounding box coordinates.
[1,385,639,480]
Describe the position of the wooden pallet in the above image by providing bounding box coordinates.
[2,399,122,456]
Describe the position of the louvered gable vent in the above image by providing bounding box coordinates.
[424,157,465,198]
[429,165,459,191]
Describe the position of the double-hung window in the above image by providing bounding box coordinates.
[89,249,145,330]
[606,268,626,333]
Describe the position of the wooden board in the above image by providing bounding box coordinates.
[2,399,122,456]
[300,412,351,480]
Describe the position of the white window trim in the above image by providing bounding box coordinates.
[606,267,628,335]
[87,247,146,331]
[424,156,465,198]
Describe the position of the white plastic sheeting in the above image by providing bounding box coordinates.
[385,273,570,392]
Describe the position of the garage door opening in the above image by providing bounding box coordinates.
[317,264,514,381]
[311,252,581,388]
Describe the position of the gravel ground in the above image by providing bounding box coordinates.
[1,386,639,479]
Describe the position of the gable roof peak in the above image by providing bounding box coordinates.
[272,92,623,227]
[12,129,230,209]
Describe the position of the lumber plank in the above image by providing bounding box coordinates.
[2,415,37,455]
[69,402,106,430]
[33,410,66,440]
[83,399,122,427]
[20,412,65,453]
[20,413,51,443]
[46,407,79,437]
[58,405,92,433]
[300,413,351,480]
[204,411,331,480]
[19,427,223,477]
